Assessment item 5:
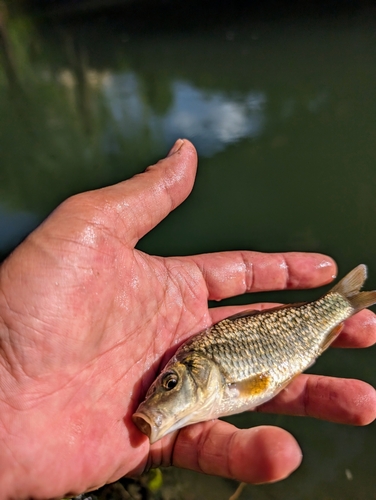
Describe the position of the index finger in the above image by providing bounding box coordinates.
[186,251,336,301]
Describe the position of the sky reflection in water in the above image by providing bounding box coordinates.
[104,73,267,156]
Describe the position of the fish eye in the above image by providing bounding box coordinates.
[162,372,178,391]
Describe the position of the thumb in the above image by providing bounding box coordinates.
[27,139,197,250]
[107,139,197,246]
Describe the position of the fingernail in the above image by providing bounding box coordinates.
[167,139,184,157]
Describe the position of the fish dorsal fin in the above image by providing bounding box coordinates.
[226,309,265,321]
[226,302,308,321]
[232,373,271,397]
[330,264,376,313]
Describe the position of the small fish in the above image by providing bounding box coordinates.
[133,265,376,443]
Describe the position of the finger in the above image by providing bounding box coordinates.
[331,309,376,348]
[128,139,197,242]
[173,420,302,484]
[60,139,197,246]
[187,251,336,301]
[209,306,376,349]
[122,139,198,244]
[256,374,376,425]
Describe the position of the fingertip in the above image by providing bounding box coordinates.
[167,138,185,157]
[335,309,376,348]
[348,381,376,426]
[119,139,198,243]
[285,253,337,289]
[173,420,302,485]
[164,138,197,162]
[146,138,198,201]
[233,426,302,484]
[317,255,337,283]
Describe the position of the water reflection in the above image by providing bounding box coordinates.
[0,205,40,253]
[69,66,330,158]
[105,74,266,155]
[163,83,266,155]
[0,56,270,251]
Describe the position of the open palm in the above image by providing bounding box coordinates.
[0,140,375,499]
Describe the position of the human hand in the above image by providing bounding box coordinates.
[0,139,375,499]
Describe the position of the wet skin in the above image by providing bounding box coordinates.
[0,140,375,498]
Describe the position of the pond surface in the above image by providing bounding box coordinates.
[0,1,375,498]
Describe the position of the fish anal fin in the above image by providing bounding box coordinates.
[234,373,272,398]
[320,323,344,353]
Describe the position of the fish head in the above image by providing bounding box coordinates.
[132,352,223,443]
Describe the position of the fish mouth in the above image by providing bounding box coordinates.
[132,411,170,444]
[132,413,153,440]
[132,410,193,444]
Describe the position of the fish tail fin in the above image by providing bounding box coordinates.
[348,291,376,312]
[330,264,376,312]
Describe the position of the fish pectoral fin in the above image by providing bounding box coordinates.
[320,323,344,353]
[276,372,300,393]
[233,373,272,398]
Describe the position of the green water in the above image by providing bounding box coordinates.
[0,2,375,498]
